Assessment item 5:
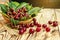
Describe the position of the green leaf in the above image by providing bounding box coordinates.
[26,4,32,11]
[11,1,20,7]
[28,7,40,15]
[8,2,17,10]
[16,2,28,10]
[0,4,8,13]
[10,18,19,25]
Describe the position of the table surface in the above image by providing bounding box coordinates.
[0,9,60,40]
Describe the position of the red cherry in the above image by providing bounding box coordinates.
[36,23,41,27]
[52,21,58,27]
[14,13,20,20]
[53,21,58,23]
[12,11,16,15]
[23,27,26,32]
[52,23,58,27]
[19,29,24,35]
[30,23,34,27]
[17,13,20,17]
[14,15,19,20]
[48,21,52,24]
[36,27,41,32]
[42,24,47,28]
[46,27,50,32]
[29,29,35,34]
[20,24,25,27]
[34,22,38,25]
[33,18,36,22]
[18,9,22,13]
[26,24,30,28]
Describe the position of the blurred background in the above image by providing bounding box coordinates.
[10,0,60,8]
[0,0,60,8]
[11,0,60,8]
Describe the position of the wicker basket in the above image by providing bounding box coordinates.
[2,14,33,24]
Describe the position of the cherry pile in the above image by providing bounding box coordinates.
[7,7,30,20]
[19,18,41,34]
[19,18,58,35]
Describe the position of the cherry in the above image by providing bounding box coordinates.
[19,29,24,35]
[17,13,20,17]
[23,27,26,32]
[33,18,37,25]
[26,24,30,28]
[46,27,50,32]
[18,9,22,13]
[14,15,19,20]
[36,23,41,27]
[33,18,36,22]
[34,22,38,25]
[52,21,58,27]
[30,23,34,27]
[20,24,25,27]
[48,21,52,24]
[36,27,41,32]
[12,11,16,15]
[53,23,58,27]
[14,13,20,20]
[29,29,35,34]
[42,24,47,28]
[53,21,58,23]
